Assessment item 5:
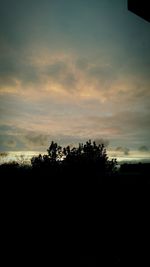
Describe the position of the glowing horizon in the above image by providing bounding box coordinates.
[1,149,150,166]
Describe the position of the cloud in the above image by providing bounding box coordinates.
[4,139,16,148]
[75,58,89,70]
[88,110,150,136]
[1,99,150,152]
[87,64,117,90]
[0,0,150,153]
[5,139,16,148]
[115,147,130,155]
[138,146,149,152]
[0,43,150,117]
[0,124,49,151]
[23,134,49,147]
[45,61,68,77]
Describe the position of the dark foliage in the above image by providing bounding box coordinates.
[1,140,150,265]
[31,140,117,184]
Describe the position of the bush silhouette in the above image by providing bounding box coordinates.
[31,140,117,182]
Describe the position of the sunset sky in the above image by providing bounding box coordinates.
[0,0,150,156]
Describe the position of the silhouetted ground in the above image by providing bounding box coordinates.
[1,161,150,183]
[0,160,150,265]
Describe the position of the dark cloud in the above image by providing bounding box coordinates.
[138,146,149,152]
[23,134,49,147]
[0,124,49,151]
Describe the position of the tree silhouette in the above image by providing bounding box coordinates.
[31,154,43,169]
[63,140,117,182]
[47,141,62,161]
[31,140,117,182]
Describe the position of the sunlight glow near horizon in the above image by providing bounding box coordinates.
[1,150,150,165]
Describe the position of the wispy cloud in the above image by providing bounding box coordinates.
[0,0,150,152]
[138,145,149,152]
[115,146,130,155]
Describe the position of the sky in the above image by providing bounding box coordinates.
[0,0,150,156]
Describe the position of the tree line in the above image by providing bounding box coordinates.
[31,140,117,181]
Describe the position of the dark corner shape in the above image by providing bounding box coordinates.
[128,0,150,22]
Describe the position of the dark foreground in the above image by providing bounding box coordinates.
[0,162,150,265]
